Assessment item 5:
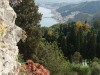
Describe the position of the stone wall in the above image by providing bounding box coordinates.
[0,0,22,74]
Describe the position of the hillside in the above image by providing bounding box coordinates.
[56,1,100,22]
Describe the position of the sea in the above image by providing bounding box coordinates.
[38,7,58,27]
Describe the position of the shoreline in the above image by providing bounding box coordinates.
[38,6,59,27]
[39,5,64,23]
[51,9,64,23]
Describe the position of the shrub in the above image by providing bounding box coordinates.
[71,63,81,72]
[72,52,82,64]
[91,61,100,75]
[19,60,50,75]
[69,63,90,75]
[80,66,90,75]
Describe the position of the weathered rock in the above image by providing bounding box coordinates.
[0,0,23,74]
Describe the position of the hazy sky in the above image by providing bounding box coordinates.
[64,0,98,3]
[35,0,99,3]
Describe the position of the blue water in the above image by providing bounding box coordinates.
[38,7,58,27]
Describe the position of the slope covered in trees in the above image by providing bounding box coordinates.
[56,1,100,22]
[42,21,100,60]
[12,0,100,75]
[13,0,69,75]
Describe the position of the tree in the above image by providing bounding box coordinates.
[93,20,100,29]
[86,29,97,59]
[33,41,69,75]
[13,0,41,29]
[97,31,100,57]
[13,0,42,60]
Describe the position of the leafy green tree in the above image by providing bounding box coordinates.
[33,41,69,75]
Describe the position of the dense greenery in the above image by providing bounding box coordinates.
[13,0,69,75]
[13,0,42,60]
[41,21,100,75]
[12,0,100,75]
[42,21,100,61]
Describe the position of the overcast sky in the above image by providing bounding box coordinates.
[35,0,99,3]
[64,0,98,3]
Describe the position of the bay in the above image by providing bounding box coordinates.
[38,7,58,27]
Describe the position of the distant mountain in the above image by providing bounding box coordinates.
[56,1,100,22]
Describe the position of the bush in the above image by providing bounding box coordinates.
[80,66,90,75]
[18,60,50,75]
[31,41,69,75]
[68,63,90,75]
[72,52,82,64]
[71,63,81,72]
[91,61,100,75]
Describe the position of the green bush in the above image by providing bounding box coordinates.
[68,63,90,75]
[71,63,81,72]
[80,66,90,75]
[91,62,100,75]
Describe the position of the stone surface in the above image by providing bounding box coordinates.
[0,0,22,74]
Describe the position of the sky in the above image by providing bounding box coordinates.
[65,0,98,3]
[35,0,99,3]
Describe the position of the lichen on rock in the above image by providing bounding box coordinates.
[0,23,5,37]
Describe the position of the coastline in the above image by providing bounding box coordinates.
[38,5,64,23]
[51,9,64,23]
[38,6,58,27]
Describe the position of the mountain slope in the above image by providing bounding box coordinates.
[56,1,100,22]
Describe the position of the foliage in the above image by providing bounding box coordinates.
[72,52,82,64]
[67,63,90,75]
[93,20,100,29]
[80,66,90,75]
[13,0,41,29]
[32,41,69,75]
[18,26,42,60]
[42,21,99,60]
[13,0,100,74]
[75,21,83,29]
[13,0,42,60]
[91,61,100,75]
[19,60,50,75]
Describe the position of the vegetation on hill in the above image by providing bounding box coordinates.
[42,21,100,60]
[12,0,100,75]
[13,0,69,75]
[56,1,100,22]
